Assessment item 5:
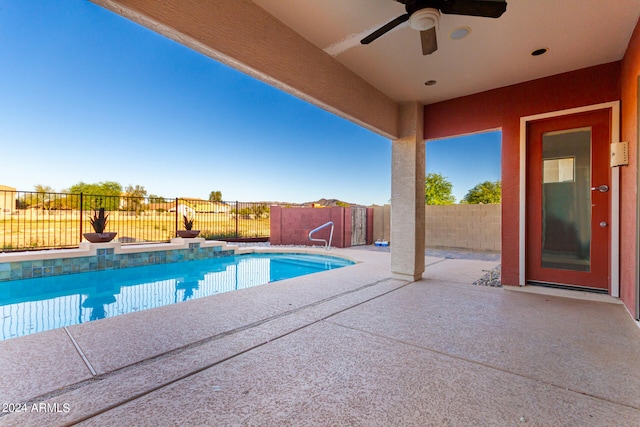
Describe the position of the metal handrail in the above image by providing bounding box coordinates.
[308,221,334,251]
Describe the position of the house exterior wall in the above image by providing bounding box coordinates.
[423,62,622,296]
[620,18,640,318]
[269,206,352,248]
[0,185,16,219]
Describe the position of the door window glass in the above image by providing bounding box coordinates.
[541,129,591,271]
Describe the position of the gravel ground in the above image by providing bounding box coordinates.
[472,264,502,287]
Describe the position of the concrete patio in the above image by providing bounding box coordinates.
[1,247,639,426]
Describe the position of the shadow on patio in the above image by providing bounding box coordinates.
[1,247,639,426]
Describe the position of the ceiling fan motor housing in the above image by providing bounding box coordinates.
[409,8,440,31]
[361,0,506,54]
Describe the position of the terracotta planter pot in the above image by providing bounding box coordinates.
[83,232,117,243]
[177,230,200,238]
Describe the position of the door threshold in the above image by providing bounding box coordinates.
[526,281,608,294]
[508,283,619,304]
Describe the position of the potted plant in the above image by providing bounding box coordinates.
[177,214,200,238]
[83,207,118,243]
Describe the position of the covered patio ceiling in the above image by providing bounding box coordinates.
[256,0,640,105]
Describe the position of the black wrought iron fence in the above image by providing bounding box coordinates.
[0,190,270,252]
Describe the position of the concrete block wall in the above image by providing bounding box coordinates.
[371,204,500,252]
[270,206,352,248]
[425,204,501,252]
[370,205,391,243]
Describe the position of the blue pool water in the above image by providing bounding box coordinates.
[0,253,353,340]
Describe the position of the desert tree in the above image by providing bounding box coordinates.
[462,180,501,204]
[425,173,456,205]
[209,191,223,202]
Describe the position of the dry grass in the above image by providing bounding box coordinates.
[0,210,270,251]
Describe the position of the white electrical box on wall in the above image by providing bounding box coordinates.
[610,141,629,167]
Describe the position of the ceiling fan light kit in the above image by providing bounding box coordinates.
[409,8,440,31]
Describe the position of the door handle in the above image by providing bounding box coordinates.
[591,185,609,192]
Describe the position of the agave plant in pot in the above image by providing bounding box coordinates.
[177,214,200,238]
[83,207,118,243]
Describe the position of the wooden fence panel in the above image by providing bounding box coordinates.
[351,207,367,246]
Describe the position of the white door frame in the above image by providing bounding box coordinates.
[519,101,620,297]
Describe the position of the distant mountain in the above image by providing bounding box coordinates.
[249,198,361,207]
[305,198,361,207]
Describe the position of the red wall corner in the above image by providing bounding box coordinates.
[620,16,640,318]
[268,206,352,248]
[423,62,622,289]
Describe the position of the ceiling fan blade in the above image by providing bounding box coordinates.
[440,0,507,18]
[361,14,410,44]
[420,27,437,55]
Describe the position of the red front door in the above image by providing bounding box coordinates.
[526,109,611,290]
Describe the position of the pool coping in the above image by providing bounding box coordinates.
[234,245,359,263]
[0,238,231,263]
[0,240,358,283]
[0,243,361,344]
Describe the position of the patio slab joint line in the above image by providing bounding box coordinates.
[64,326,97,376]
[48,278,416,425]
[7,276,408,416]
[425,258,449,267]
[327,320,640,412]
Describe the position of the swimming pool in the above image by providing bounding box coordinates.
[0,252,354,340]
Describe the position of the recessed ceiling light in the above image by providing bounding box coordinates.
[450,26,471,40]
[424,80,437,86]
[531,48,548,56]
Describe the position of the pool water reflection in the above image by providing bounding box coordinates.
[0,253,353,340]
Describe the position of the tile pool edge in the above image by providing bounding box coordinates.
[0,241,358,282]
[0,238,233,282]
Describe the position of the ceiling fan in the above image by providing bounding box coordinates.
[361,0,507,55]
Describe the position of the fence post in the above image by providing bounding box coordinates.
[79,193,83,245]
[235,201,239,238]
[175,198,179,237]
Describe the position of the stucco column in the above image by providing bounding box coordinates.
[391,102,426,281]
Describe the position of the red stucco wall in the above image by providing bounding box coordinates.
[620,18,640,318]
[423,61,622,294]
[270,206,352,248]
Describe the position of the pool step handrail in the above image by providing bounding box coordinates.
[309,221,334,251]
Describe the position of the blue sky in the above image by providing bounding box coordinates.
[427,131,502,202]
[0,0,500,205]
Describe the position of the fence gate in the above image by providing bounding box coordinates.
[351,207,367,246]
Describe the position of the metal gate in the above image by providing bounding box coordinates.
[351,207,367,246]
